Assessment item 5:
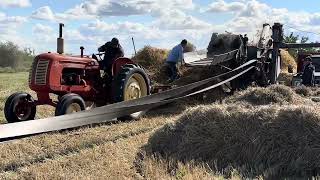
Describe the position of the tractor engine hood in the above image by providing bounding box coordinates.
[29,52,100,94]
[36,52,98,66]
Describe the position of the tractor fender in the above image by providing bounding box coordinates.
[112,57,135,77]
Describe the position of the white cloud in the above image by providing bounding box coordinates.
[0,12,27,34]
[30,23,93,54]
[31,6,55,21]
[153,10,211,30]
[65,29,87,43]
[238,0,269,18]
[32,23,89,47]
[206,0,245,13]
[0,12,31,49]
[31,24,55,51]
[204,0,320,40]
[33,24,54,34]
[77,18,221,56]
[80,20,166,40]
[0,0,31,8]
[56,7,96,21]
[63,0,195,19]
[31,5,96,22]
[10,0,320,56]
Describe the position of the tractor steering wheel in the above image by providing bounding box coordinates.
[92,52,105,61]
[92,52,105,70]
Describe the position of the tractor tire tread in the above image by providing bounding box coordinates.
[112,64,150,120]
[55,93,86,116]
[4,92,36,123]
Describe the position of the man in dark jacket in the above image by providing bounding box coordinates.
[98,38,124,77]
[302,56,315,86]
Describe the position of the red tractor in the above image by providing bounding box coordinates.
[4,24,151,123]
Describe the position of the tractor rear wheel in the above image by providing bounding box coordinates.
[112,64,150,120]
[4,92,36,123]
[55,93,86,116]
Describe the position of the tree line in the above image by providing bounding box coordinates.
[284,32,320,58]
[0,42,34,72]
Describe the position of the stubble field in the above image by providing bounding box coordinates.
[0,72,320,179]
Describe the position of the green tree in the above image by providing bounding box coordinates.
[300,36,309,44]
[0,42,34,71]
[283,33,316,58]
[284,32,299,44]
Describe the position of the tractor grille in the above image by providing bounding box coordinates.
[28,60,37,84]
[34,60,50,85]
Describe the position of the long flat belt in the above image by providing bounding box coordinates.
[186,49,239,67]
[0,60,257,143]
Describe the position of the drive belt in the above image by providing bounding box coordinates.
[0,60,257,143]
[186,49,239,67]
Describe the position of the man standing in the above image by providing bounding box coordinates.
[98,38,124,78]
[302,56,315,86]
[166,39,188,82]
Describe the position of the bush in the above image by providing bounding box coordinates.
[0,41,34,72]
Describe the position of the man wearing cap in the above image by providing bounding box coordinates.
[302,56,315,86]
[166,39,188,82]
[98,38,124,78]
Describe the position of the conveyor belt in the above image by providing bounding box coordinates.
[0,59,257,143]
[186,49,239,67]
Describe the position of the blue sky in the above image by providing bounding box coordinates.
[1,0,320,56]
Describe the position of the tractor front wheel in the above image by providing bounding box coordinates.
[112,64,150,120]
[4,92,36,123]
[55,93,86,116]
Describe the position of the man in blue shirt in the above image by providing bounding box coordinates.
[166,39,188,82]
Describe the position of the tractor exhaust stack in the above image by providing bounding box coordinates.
[57,23,64,54]
[80,46,84,58]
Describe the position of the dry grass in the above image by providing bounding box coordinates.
[146,104,320,179]
[226,84,312,106]
[0,72,54,124]
[0,116,169,172]
[183,42,196,53]
[295,85,313,97]
[132,46,170,85]
[137,154,243,180]
[1,72,230,179]
[0,110,227,179]
[0,73,29,123]
[280,50,297,73]
[132,46,168,71]
[277,72,293,86]
[132,44,205,86]
[1,73,320,179]
[2,133,150,179]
